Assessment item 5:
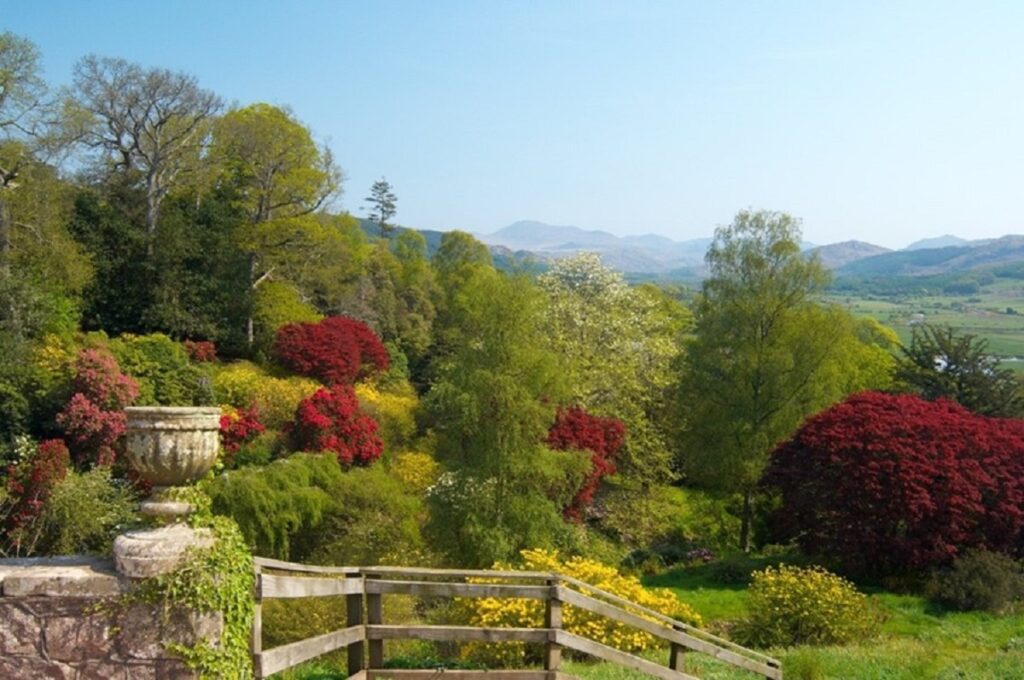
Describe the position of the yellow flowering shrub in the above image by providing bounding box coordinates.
[390,451,441,494]
[455,549,702,666]
[736,565,882,648]
[355,382,418,448]
[212,361,320,429]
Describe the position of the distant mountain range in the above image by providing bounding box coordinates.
[357,217,1023,284]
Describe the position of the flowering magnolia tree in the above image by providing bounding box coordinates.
[56,348,139,466]
[765,391,1024,576]
[274,316,389,385]
[290,386,383,467]
[546,406,626,520]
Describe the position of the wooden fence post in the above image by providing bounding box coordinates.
[545,579,562,679]
[347,575,365,677]
[669,624,685,673]
[367,576,384,669]
[251,564,263,676]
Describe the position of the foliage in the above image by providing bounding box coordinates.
[291,386,384,467]
[275,315,389,385]
[262,596,349,650]
[365,177,398,238]
[2,438,69,555]
[546,406,625,520]
[454,548,701,666]
[184,339,217,362]
[896,324,1024,417]
[55,347,139,466]
[678,209,897,551]
[927,550,1024,613]
[251,280,322,357]
[355,381,418,449]
[28,465,136,555]
[765,391,1024,576]
[735,565,881,648]
[425,267,583,566]
[303,464,426,566]
[127,512,254,679]
[212,360,320,429]
[219,405,266,463]
[109,332,208,405]
[539,253,684,486]
[390,450,442,495]
[209,452,343,559]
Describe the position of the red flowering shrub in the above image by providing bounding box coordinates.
[220,405,267,454]
[4,439,71,552]
[290,386,383,466]
[764,391,1024,576]
[184,339,217,362]
[546,406,626,520]
[56,348,138,466]
[274,316,389,385]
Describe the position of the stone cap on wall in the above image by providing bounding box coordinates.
[0,555,125,597]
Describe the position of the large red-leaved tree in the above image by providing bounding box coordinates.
[274,316,389,385]
[546,406,626,520]
[290,386,383,467]
[764,391,1024,576]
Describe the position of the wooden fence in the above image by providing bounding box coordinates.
[250,557,782,680]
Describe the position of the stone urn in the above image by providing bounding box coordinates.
[114,407,221,578]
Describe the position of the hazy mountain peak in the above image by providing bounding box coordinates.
[904,234,969,250]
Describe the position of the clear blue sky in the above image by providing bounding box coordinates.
[6,1,1023,248]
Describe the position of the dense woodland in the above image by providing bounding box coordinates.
[2,32,1024,676]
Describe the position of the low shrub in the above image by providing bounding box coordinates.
[454,549,702,667]
[274,316,389,385]
[219,405,267,461]
[545,406,625,520]
[355,382,418,449]
[31,466,137,555]
[212,361,320,429]
[108,333,207,405]
[291,386,383,467]
[927,550,1024,613]
[183,340,217,363]
[391,450,442,494]
[2,439,70,556]
[735,565,882,648]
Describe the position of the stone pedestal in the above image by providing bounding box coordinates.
[113,525,215,580]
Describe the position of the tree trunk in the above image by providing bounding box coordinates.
[246,253,257,347]
[740,489,753,554]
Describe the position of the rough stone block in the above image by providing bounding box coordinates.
[0,601,42,655]
[0,655,75,679]
[44,612,114,662]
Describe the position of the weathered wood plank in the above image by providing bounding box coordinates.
[359,566,556,581]
[559,576,779,668]
[367,582,383,669]
[556,587,781,679]
[545,579,562,673]
[348,671,368,680]
[365,579,552,600]
[367,625,551,643]
[255,625,364,677]
[254,556,360,575]
[367,672,575,680]
[348,592,365,676]
[554,631,699,680]
[260,573,364,598]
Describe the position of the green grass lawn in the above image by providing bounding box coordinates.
[274,565,1024,680]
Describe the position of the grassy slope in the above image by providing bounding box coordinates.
[275,565,1024,679]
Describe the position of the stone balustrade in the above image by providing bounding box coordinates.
[0,556,222,680]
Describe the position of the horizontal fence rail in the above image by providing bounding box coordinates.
[251,557,782,680]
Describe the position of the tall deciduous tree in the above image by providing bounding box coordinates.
[538,253,685,486]
[365,177,397,239]
[69,56,222,247]
[678,210,894,552]
[209,103,341,345]
[896,324,1023,417]
[424,268,585,565]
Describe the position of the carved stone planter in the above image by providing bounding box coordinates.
[114,407,221,578]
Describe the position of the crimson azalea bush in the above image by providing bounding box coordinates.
[765,391,1024,576]
[4,439,71,554]
[290,386,383,467]
[546,406,626,520]
[184,339,217,362]
[56,348,139,466]
[274,316,389,385]
[220,405,267,455]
